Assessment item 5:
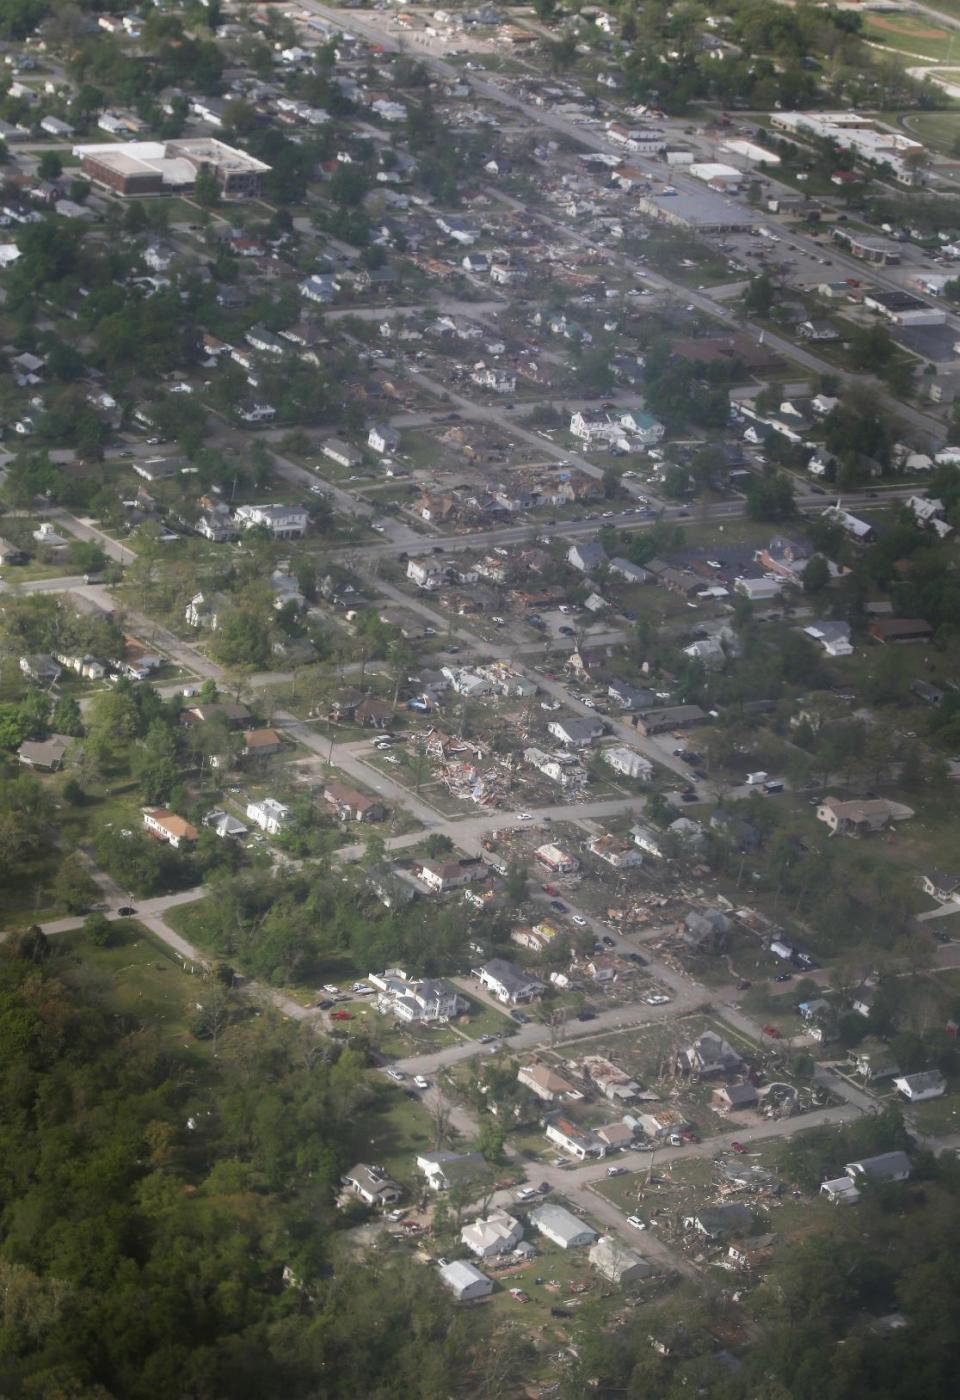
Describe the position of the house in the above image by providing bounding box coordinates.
[727,1233,777,1270]
[242,728,283,759]
[354,697,394,729]
[577,823,640,870]
[618,409,665,445]
[868,618,934,645]
[631,824,665,859]
[822,504,875,544]
[523,747,587,789]
[407,556,446,590]
[461,1211,523,1259]
[607,680,656,712]
[535,843,579,874]
[471,366,516,394]
[589,1236,652,1285]
[608,557,652,585]
[478,959,545,1004]
[417,859,483,893]
[633,705,707,736]
[799,319,840,342]
[547,716,605,748]
[0,536,27,565]
[545,1112,607,1161]
[567,540,608,573]
[529,1203,597,1250]
[417,1149,487,1192]
[911,679,943,706]
[185,592,231,630]
[324,781,385,823]
[234,503,308,539]
[142,808,198,848]
[817,796,915,837]
[595,1120,636,1152]
[342,1163,402,1207]
[518,1063,580,1103]
[245,798,290,834]
[804,621,853,657]
[678,1032,743,1077]
[582,1057,640,1103]
[712,1082,759,1113]
[893,1070,946,1102]
[181,702,251,730]
[19,654,61,685]
[438,1260,492,1302]
[682,908,731,954]
[854,1041,901,1082]
[845,1152,911,1184]
[203,809,248,839]
[322,438,363,470]
[372,970,465,1023]
[569,410,624,446]
[821,1176,861,1205]
[18,734,72,771]
[602,746,653,781]
[688,1204,755,1239]
[368,424,399,456]
[920,871,960,905]
[637,1106,689,1140]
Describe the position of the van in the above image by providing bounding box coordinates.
[763,780,784,794]
[745,771,768,786]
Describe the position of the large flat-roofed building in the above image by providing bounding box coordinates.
[74,138,270,199]
[635,188,757,233]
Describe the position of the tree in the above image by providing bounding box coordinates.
[37,150,62,180]
[505,859,529,907]
[52,853,98,915]
[803,553,830,595]
[84,911,115,947]
[746,469,795,522]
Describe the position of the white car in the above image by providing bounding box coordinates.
[386,1068,406,1082]
[323,984,339,995]
[540,699,561,711]
[644,994,672,1006]
[582,697,597,709]
[515,1186,538,1202]
[572,915,587,927]
[607,1165,627,1177]
[626,1215,647,1230]
[516,812,533,821]
[413,1075,429,1090]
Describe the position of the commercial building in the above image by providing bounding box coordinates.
[74,138,270,199]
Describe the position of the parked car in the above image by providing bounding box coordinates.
[761,1024,781,1038]
[736,979,752,991]
[626,1215,647,1230]
[607,1165,627,1177]
[386,1067,405,1081]
[731,1141,746,1154]
[413,1075,429,1090]
[512,1010,531,1024]
[577,1009,597,1022]
[572,915,587,927]
[331,1009,354,1021]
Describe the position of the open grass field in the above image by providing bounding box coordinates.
[900,108,960,155]
[55,920,205,1049]
[864,12,958,62]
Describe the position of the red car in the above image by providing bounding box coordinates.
[731,1141,746,1154]
[330,1009,354,1021]
[542,883,559,895]
[761,1024,781,1039]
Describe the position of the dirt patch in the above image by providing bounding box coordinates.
[870,15,947,40]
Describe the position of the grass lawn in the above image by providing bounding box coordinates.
[55,920,205,1048]
[863,13,957,62]
[361,1087,444,1187]
[899,109,960,156]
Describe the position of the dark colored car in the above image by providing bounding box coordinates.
[512,1010,531,1024]
[774,972,792,983]
[577,1009,597,1021]
[736,979,752,991]
[550,900,567,913]
[602,935,615,948]
[118,906,137,916]
[626,953,648,967]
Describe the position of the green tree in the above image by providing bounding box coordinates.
[37,150,62,180]
[803,553,830,595]
[83,911,115,946]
